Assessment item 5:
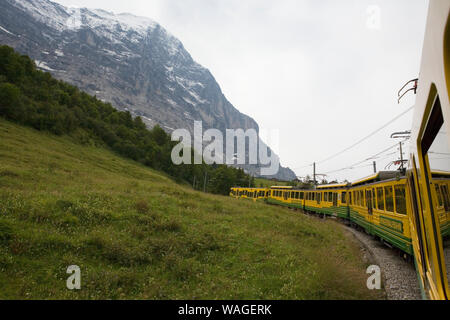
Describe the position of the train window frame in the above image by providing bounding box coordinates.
[377,187,385,211]
[342,192,346,204]
[441,185,450,211]
[360,190,364,207]
[419,92,449,298]
[372,189,376,209]
[394,184,407,215]
[384,186,394,213]
[435,184,444,207]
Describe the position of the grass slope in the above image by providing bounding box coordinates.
[255,178,291,188]
[0,119,382,299]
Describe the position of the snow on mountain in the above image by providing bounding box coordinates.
[0,0,297,180]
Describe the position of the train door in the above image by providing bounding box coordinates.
[418,94,450,299]
[366,189,373,231]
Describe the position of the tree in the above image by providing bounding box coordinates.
[0,83,24,121]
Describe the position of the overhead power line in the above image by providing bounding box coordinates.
[294,105,414,172]
[316,106,414,165]
[323,142,401,176]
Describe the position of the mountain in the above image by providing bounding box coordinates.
[0,0,296,180]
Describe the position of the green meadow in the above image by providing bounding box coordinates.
[0,119,383,299]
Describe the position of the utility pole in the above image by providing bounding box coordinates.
[313,162,317,187]
[390,131,410,172]
[193,176,196,189]
[203,171,207,192]
[373,161,377,174]
[399,142,404,170]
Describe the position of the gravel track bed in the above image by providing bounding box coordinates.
[344,226,422,300]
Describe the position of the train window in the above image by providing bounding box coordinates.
[441,185,450,211]
[385,186,394,212]
[328,192,332,202]
[435,185,444,207]
[359,190,364,207]
[300,192,304,200]
[349,192,352,205]
[372,189,376,209]
[342,192,346,204]
[377,187,385,211]
[395,185,407,215]
[324,192,328,202]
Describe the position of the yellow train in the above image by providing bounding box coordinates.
[231,0,450,300]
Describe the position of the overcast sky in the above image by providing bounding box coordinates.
[53,0,429,182]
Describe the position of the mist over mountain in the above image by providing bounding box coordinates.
[0,0,296,180]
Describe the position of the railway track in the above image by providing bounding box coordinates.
[344,226,422,300]
[299,209,422,300]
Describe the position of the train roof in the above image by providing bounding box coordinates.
[270,186,293,189]
[316,183,348,189]
[351,171,402,187]
[431,170,450,179]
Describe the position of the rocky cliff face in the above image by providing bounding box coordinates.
[0,0,297,180]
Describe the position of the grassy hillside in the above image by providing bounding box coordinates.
[0,45,255,195]
[0,119,383,299]
[255,177,290,188]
